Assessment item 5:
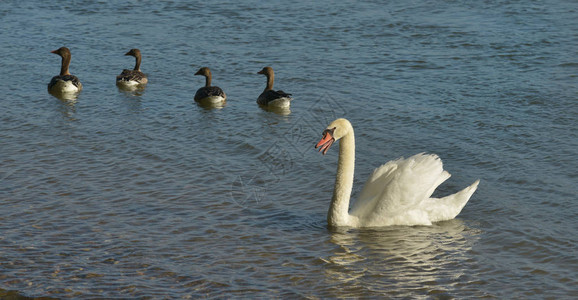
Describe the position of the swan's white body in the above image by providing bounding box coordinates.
[316,118,480,228]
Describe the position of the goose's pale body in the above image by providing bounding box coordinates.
[48,47,82,94]
[257,91,292,108]
[117,48,148,87]
[49,76,82,93]
[194,67,226,104]
[257,66,292,108]
[117,70,148,87]
[316,118,480,228]
[196,94,226,104]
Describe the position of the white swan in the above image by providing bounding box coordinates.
[315,118,480,228]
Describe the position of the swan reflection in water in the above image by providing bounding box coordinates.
[323,219,481,295]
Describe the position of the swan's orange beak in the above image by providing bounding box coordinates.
[315,129,335,155]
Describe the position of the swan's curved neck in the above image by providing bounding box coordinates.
[264,73,274,91]
[60,55,71,76]
[133,54,142,71]
[328,129,355,227]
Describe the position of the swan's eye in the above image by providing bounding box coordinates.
[323,128,336,137]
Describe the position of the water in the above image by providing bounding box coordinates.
[1,0,577,298]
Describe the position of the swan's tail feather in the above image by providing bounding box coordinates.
[426,179,480,222]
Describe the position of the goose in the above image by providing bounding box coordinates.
[48,47,82,94]
[257,66,292,108]
[315,118,480,228]
[194,67,226,104]
[116,48,148,87]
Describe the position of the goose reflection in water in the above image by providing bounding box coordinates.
[49,89,81,103]
[195,100,227,110]
[323,219,481,295]
[258,104,291,116]
[117,84,146,97]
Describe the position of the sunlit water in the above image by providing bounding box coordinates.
[1,0,577,298]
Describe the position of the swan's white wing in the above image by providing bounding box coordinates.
[350,153,450,225]
[349,159,399,216]
[422,179,480,222]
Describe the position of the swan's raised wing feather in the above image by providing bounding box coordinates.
[350,153,450,223]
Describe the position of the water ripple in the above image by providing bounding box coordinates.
[1,0,577,298]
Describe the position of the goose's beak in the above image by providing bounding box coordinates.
[315,130,335,155]
[50,50,58,54]
[257,70,264,74]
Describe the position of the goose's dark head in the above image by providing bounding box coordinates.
[195,67,211,77]
[257,66,274,76]
[124,48,141,57]
[51,47,71,59]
